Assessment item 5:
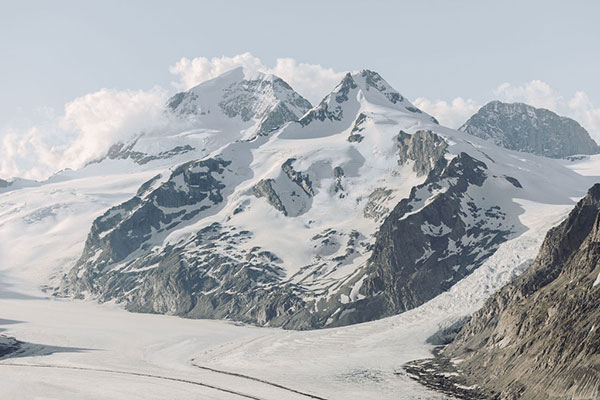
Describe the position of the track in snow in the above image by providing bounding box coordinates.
[0,362,266,400]
[191,361,328,400]
[0,361,328,400]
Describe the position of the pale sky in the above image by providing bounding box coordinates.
[1,0,599,179]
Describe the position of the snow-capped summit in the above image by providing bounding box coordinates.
[104,67,313,168]
[167,66,312,137]
[296,69,436,130]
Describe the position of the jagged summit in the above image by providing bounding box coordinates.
[460,100,600,158]
[298,69,431,128]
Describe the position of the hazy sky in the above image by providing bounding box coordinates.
[1,0,599,179]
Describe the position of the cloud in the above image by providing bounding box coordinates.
[567,91,600,143]
[169,53,264,91]
[169,53,346,104]
[494,80,562,112]
[413,97,481,129]
[0,87,167,180]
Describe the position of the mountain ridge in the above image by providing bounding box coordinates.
[56,68,595,330]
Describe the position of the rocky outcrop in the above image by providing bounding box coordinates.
[347,113,367,142]
[397,130,448,176]
[253,158,315,217]
[281,158,314,196]
[460,101,600,158]
[254,179,287,215]
[299,73,357,126]
[0,336,21,358]
[441,184,600,400]
[107,139,195,165]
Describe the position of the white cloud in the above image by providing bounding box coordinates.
[494,80,562,112]
[413,97,481,129]
[169,53,345,105]
[568,91,600,143]
[0,87,167,180]
[169,53,264,91]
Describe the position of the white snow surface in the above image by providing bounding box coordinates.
[0,67,599,398]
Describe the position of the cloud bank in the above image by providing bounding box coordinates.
[1,88,167,180]
[413,97,481,129]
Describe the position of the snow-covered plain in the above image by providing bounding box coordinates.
[1,69,599,399]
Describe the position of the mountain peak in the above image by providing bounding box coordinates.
[165,67,312,137]
[460,100,600,158]
[296,69,431,127]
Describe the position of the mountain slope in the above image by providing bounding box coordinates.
[460,101,600,158]
[58,69,595,329]
[443,183,600,399]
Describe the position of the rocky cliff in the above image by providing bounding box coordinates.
[442,183,600,399]
[460,101,600,158]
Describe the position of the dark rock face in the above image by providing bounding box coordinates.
[299,73,357,126]
[443,184,600,400]
[254,179,287,215]
[253,158,315,217]
[397,130,448,176]
[61,157,235,295]
[281,158,314,196]
[347,113,367,142]
[460,101,600,158]
[329,153,516,325]
[0,336,21,358]
[360,70,404,104]
[107,139,195,165]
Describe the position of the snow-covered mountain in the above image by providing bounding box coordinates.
[17,68,586,330]
[105,66,313,167]
[460,100,600,158]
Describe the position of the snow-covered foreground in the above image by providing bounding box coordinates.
[0,191,575,400]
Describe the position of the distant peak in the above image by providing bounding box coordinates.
[460,100,600,158]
